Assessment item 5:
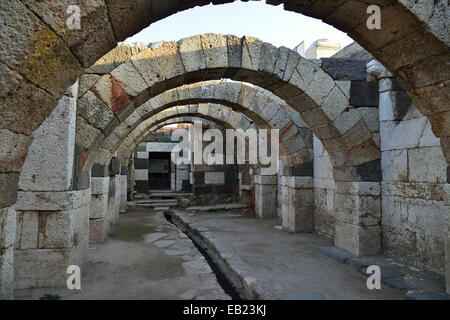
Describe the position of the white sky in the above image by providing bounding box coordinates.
[126,1,354,50]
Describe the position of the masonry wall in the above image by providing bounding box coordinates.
[379,78,448,274]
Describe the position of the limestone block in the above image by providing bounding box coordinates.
[240,36,262,72]
[335,221,381,256]
[111,61,148,98]
[380,117,427,151]
[75,116,105,151]
[407,198,446,238]
[320,85,349,122]
[19,94,76,192]
[151,42,185,87]
[381,195,408,229]
[381,150,408,182]
[382,181,444,201]
[379,91,413,121]
[178,35,207,75]
[282,177,314,233]
[38,210,76,249]
[14,248,71,289]
[15,190,89,212]
[89,218,108,244]
[254,175,277,219]
[201,34,228,71]
[419,120,441,147]
[408,147,447,183]
[90,194,108,219]
[335,193,381,227]
[314,188,335,238]
[131,48,166,92]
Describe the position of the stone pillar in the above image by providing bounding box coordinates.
[281,177,314,233]
[444,184,450,295]
[112,174,121,223]
[334,181,381,256]
[254,175,277,218]
[0,207,16,299]
[119,166,127,211]
[90,173,110,244]
[13,82,90,289]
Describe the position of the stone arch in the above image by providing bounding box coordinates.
[85,80,314,174]
[117,116,239,167]
[1,2,448,190]
[74,38,380,179]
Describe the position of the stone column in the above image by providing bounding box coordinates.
[281,177,314,233]
[119,166,127,211]
[0,207,16,299]
[90,167,110,244]
[13,82,90,289]
[334,181,381,256]
[254,175,277,218]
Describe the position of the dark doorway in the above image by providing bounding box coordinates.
[148,152,171,190]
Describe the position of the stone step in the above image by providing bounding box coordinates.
[186,203,250,212]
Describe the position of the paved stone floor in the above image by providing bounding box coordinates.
[16,205,443,300]
[173,209,409,300]
[14,207,229,300]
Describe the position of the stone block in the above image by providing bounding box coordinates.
[408,147,447,183]
[349,81,379,107]
[320,58,366,81]
[335,221,381,256]
[255,182,277,219]
[379,90,412,121]
[89,218,108,244]
[90,194,108,219]
[380,117,427,151]
[18,94,76,192]
[0,1,82,97]
[381,150,408,182]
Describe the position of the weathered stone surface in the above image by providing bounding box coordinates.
[19,94,76,192]
[381,150,408,182]
[349,81,379,107]
[0,63,58,136]
[0,129,33,173]
[321,58,366,81]
[408,147,447,183]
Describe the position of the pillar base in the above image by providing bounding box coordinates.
[13,189,90,290]
[334,181,381,256]
[281,177,314,233]
[254,175,277,218]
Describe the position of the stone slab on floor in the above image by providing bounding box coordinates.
[14,207,230,300]
[317,246,446,297]
[172,210,410,300]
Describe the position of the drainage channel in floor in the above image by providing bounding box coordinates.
[163,211,246,300]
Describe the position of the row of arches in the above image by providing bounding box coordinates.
[0,0,449,299]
